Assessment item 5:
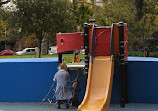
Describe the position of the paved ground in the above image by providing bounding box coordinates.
[0,103,158,111]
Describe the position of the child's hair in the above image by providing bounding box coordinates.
[58,61,67,70]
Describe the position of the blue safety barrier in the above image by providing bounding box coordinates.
[1,57,158,103]
[0,58,58,102]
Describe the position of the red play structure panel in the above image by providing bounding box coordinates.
[94,27,111,56]
[56,32,84,53]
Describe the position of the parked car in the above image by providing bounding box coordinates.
[16,48,36,55]
[0,50,15,56]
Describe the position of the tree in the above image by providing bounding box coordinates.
[0,0,10,7]
[72,0,93,31]
[145,31,158,56]
[0,8,22,50]
[93,0,136,25]
[12,0,76,57]
[0,9,9,43]
[136,0,158,55]
[134,0,144,20]
[93,0,138,51]
[93,0,158,55]
[0,19,6,42]
[14,34,39,51]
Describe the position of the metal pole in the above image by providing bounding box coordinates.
[58,53,62,64]
[118,22,127,108]
[84,23,90,75]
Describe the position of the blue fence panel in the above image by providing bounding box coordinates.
[128,57,158,103]
[0,58,58,102]
[1,57,158,103]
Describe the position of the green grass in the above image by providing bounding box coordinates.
[0,54,85,63]
[128,51,144,57]
[128,51,158,58]
[2,52,158,63]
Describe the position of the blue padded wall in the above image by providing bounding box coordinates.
[68,69,87,103]
[128,57,158,103]
[111,57,158,103]
[0,58,58,102]
[1,57,158,103]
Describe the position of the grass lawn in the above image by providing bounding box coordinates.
[0,54,85,64]
[128,51,158,58]
[2,51,157,63]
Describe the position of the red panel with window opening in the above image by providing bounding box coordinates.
[56,32,84,53]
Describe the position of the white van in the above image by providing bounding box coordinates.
[48,46,57,54]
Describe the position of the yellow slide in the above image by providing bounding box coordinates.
[78,56,114,111]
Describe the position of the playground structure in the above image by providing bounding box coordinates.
[56,21,128,111]
[1,22,158,111]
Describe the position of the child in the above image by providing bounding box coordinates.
[53,62,72,109]
[72,53,81,63]
[70,81,81,107]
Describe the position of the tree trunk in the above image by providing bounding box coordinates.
[142,16,146,57]
[38,40,42,58]
[41,35,48,55]
[77,24,82,32]
[135,0,144,20]
[145,51,149,57]
[36,30,44,58]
